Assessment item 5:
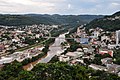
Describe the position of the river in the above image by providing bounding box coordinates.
[23,32,68,70]
[37,32,68,63]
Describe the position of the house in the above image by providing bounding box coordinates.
[66,52,84,59]
[74,51,84,57]
[75,59,85,65]
[0,64,4,70]
[80,38,89,44]
[0,44,5,52]
[77,48,83,52]
[108,44,116,49]
[92,31,100,38]
[101,35,109,41]
[70,60,77,65]
[38,47,45,51]
[83,48,88,52]
[16,30,25,33]
[0,57,14,64]
[101,58,113,65]
[101,41,107,47]
[118,72,120,77]
[59,55,70,62]
[66,52,78,59]
[89,64,107,71]
[35,34,40,38]
[107,64,120,73]
[99,50,113,57]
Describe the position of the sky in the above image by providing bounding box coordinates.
[0,0,120,15]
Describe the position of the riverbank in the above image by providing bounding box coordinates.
[22,32,68,70]
[23,54,47,71]
[22,39,55,70]
[38,32,69,63]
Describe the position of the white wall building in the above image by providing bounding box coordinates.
[92,31,100,38]
[116,30,120,46]
[0,57,14,64]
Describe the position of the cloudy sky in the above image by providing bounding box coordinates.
[0,0,120,15]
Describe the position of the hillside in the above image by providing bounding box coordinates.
[0,14,103,27]
[86,11,120,31]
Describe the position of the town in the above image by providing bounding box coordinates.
[1,0,120,79]
[0,24,59,64]
[58,26,120,77]
[0,23,120,77]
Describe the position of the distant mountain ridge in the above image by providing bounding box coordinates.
[0,14,103,27]
[86,11,120,31]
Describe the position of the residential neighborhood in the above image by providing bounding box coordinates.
[57,26,120,76]
[0,24,59,65]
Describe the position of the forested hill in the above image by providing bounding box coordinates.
[86,11,120,31]
[0,14,103,27]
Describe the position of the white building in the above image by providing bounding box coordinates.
[89,64,107,71]
[0,57,14,64]
[101,35,109,41]
[116,30,120,46]
[92,31,100,38]
[59,55,70,62]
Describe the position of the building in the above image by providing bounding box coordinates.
[0,44,5,52]
[77,48,83,52]
[92,31,100,38]
[108,44,116,49]
[89,64,107,71]
[0,64,4,70]
[80,38,89,44]
[99,50,113,57]
[107,64,120,73]
[101,58,113,65]
[0,57,14,64]
[65,52,83,59]
[59,55,70,62]
[77,27,83,36]
[101,35,109,41]
[116,30,120,46]
[66,52,78,59]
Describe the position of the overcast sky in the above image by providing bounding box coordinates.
[0,0,120,15]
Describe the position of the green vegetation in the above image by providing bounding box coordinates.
[16,26,68,66]
[66,32,82,51]
[113,49,120,65]
[24,37,42,45]
[0,14,103,27]
[51,26,68,37]
[0,61,119,80]
[86,11,120,31]
[49,56,59,63]
[42,45,49,54]
[68,43,82,52]
[61,32,82,55]
[90,49,120,65]
[43,38,55,46]
[15,43,40,52]
[90,70,120,80]
[32,62,90,80]
[21,52,46,65]
[21,38,55,65]
[91,54,112,65]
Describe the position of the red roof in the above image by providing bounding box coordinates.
[99,50,113,57]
